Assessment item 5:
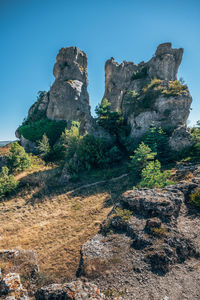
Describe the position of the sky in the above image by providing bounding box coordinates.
[0,0,199,140]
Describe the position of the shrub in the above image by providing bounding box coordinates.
[0,167,18,199]
[114,208,132,221]
[8,142,31,173]
[95,98,125,136]
[139,160,173,189]
[61,121,80,161]
[161,80,188,97]
[129,142,156,177]
[143,124,170,163]
[190,189,200,208]
[61,122,122,176]
[18,119,67,145]
[37,134,50,159]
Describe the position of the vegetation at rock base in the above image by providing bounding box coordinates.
[0,166,18,199]
[129,142,156,177]
[18,118,68,145]
[37,134,51,159]
[143,124,170,163]
[60,121,122,177]
[95,98,124,135]
[95,98,130,148]
[190,189,200,209]
[8,142,31,173]
[139,160,173,189]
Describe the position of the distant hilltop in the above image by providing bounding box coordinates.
[0,141,12,146]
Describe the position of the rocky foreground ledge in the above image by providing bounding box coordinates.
[77,164,200,299]
[0,164,200,299]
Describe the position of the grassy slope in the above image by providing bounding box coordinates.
[0,163,133,285]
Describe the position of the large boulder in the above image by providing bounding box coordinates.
[35,280,105,300]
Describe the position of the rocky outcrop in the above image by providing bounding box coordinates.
[17,42,193,151]
[102,43,192,147]
[169,125,194,151]
[35,280,105,300]
[46,47,92,132]
[147,42,183,81]
[78,177,200,299]
[0,272,29,300]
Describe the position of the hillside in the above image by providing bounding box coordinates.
[0,42,200,300]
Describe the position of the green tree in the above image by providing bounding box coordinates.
[144,124,169,162]
[8,142,31,173]
[37,134,50,159]
[95,98,124,136]
[129,142,156,177]
[139,160,172,189]
[0,167,18,199]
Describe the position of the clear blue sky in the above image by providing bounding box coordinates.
[0,0,199,140]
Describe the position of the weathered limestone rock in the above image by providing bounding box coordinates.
[147,42,183,80]
[121,187,184,221]
[35,280,105,300]
[78,180,200,298]
[169,125,194,151]
[46,47,92,132]
[102,42,192,148]
[28,92,49,119]
[0,273,29,300]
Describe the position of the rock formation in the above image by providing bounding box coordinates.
[77,165,200,299]
[35,280,106,300]
[46,47,92,132]
[17,43,193,152]
[102,43,192,146]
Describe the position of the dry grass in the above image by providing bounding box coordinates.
[0,165,132,286]
[0,144,11,156]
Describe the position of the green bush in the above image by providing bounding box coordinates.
[37,134,50,159]
[61,122,122,176]
[129,142,156,177]
[190,189,200,208]
[18,118,67,145]
[95,98,125,136]
[61,121,80,160]
[139,160,173,189]
[0,167,18,199]
[8,142,31,173]
[143,124,170,163]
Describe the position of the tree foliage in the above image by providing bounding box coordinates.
[129,142,156,177]
[18,118,68,145]
[37,134,51,159]
[8,142,31,173]
[143,124,170,162]
[95,98,125,136]
[61,121,122,176]
[139,160,172,189]
[0,167,18,199]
